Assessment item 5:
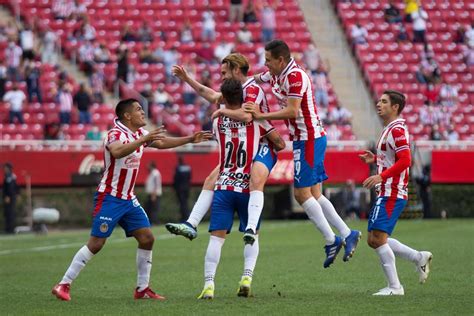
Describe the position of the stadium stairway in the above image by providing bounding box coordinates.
[299,0,380,141]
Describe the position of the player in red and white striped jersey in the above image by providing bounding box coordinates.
[360,90,432,296]
[166,53,285,246]
[52,99,212,301]
[246,40,361,268]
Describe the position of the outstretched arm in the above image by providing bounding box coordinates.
[108,127,166,159]
[172,65,222,104]
[150,131,213,149]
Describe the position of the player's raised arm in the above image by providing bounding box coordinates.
[150,131,213,149]
[108,127,166,159]
[172,65,222,104]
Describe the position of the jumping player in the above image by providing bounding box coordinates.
[166,53,286,244]
[244,40,361,268]
[360,90,432,295]
[51,99,212,301]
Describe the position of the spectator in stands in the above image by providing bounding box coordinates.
[89,66,104,103]
[214,40,234,63]
[74,83,92,124]
[201,8,216,42]
[163,46,180,83]
[24,61,42,103]
[5,39,22,81]
[403,0,418,23]
[44,122,64,140]
[152,42,165,63]
[145,161,162,225]
[137,21,154,42]
[412,6,428,44]
[444,124,459,142]
[93,43,111,63]
[423,83,439,105]
[384,1,402,24]
[173,155,192,222]
[243,2,258,23]
[3,82,26,124]
[350,23,368,45]
[180,20,194,44]
[261,3,277,42]
[0,22,7,42]
[139,42,157,64]
[229,0,243,23]
[116,44,129,83]
[304,44,321,75]
[153,84,174,110]
[329,103,352,125]
[256,45,265,66]
[78,39,95,77]
[439,81,459,108]
[41,29,58,64]
[195,42,214,64]
[72,0,87,20]
[465,22,474,48]
[181,59,197,105]
[430,124,443,141]
[462,45,474,67]
[313,63,330,108]
[86,125,102,140]
[140,83,154,117]
[415,165,432,218]
[420,43,435,61]
[52,0,74,20]
[416,57,441,84]
[453,25,466,44]
[121,25,136,42]
[82,17,96,41]
[19,25,35,61]
[57,82,73,125]
[326,123,341,141]
[200,70,212,88]
[237,25,253,44]
[341,179,362,220]
[3,162,18,234]
[396,23,410,42]
[0,61,6,99]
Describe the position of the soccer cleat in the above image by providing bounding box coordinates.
[343,230,362,262]
[372,286,405,296]
[52,283,71,301]
[165,222,197,240]
[197,286,214,300]
[243,229,256,245]
[416,251,433,284]
[237,276,252,297]
[134,287,166,300]
[323,236,344,268]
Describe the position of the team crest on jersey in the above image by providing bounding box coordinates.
[100,222,108,233]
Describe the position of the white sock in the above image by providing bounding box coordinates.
[187,190,214,228]
[60,245,94,284]
[204,235,225,288]
[375,243,401,289]
[302,197,335,245]
[136,248,153,291]
[388,238,422,263]
[243,235,259,280]
[246,191,264,232]
[317,195,351,239]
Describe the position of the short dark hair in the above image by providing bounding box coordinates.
[265,39,291,62]
[220,79,243,106]
[115,98,139,120]
[383,90,406,114]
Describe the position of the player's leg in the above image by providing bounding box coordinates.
[165,165,219,240]
[310,136,362,261]
[198,191,234,299]
[367,197,405,295]
[388,238,433,284]
[244,144,276,244]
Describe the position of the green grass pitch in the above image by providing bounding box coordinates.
[1,219,473,315]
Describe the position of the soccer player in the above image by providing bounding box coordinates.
[52,99,212,301]
[165,53,286,244]
[360,90,432,295]
[244,40,361,268]
[198,79,282,299]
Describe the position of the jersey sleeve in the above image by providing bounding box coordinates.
[287,70,305,99]
[259,71,272,83]
[256,119,275,137]
[244,85,268,113]
[389,127,410,154]
[105,129,126,148]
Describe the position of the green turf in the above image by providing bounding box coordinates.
[1,220,473,315]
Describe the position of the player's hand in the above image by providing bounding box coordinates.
[191,131,213,143]
[143,126,166,144]
[211,109,222,120]
[243,102,262,119]
[172,65,188,81]
[359,150,375,164]
[363,175,382,189]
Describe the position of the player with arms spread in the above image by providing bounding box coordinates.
[198,79,283,299]
[52,99,212,301]
[245,40,361,268]
[360,90,432,295]
[166,53,286,245]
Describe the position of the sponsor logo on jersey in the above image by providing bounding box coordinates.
[99,216,112,221]
[394,135,406,142]
[290,82,302,87]
[124,156,140,169]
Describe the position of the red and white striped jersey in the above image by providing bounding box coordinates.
[213,115,274,193]
[97,119,148,200]
[375,118,410,200]
[259,58,325,141]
